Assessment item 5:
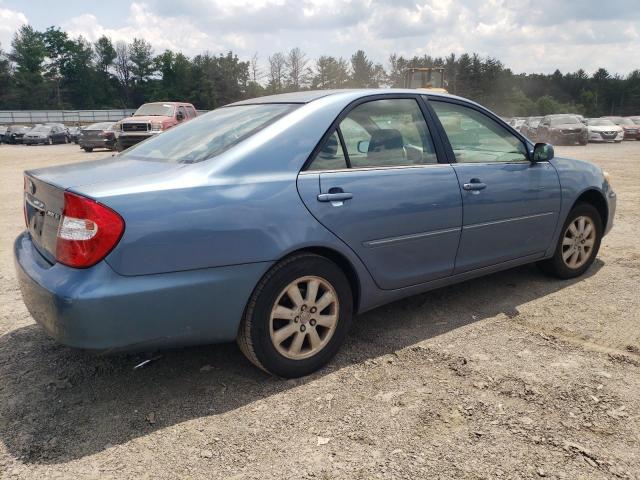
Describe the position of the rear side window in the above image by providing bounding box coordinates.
[308,98,437,170]
[307,131,347,171]
[121,104,298,163]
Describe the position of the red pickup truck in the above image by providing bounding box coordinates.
[116,101,197,150]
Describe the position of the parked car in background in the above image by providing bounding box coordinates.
[5,125,31,144]
[508,117,526,131]
[569,113,586,124]
[23,124,70,145]
[603,116,639,140]
[585,118,624,143]
[537,114,588,145]
[520,116,543,140]
[627,116,640,126]
[116,101,197,150]
[68,126,82,144]
[14,89,616,377]
[78,122,117,152]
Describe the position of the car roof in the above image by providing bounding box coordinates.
[226,88,470,107]
[144,101,192,106]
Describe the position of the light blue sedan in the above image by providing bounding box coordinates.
[14,90,616,377]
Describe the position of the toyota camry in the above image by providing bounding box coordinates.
[14,90,616,377]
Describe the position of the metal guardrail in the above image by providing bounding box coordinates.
[0,109,137,125]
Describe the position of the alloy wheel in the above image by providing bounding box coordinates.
[562,215,596,269]
[269,275,339,360]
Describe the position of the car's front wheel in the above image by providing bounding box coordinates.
[237,253,353,377]
[538,203,602,279]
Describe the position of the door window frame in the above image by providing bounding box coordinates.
[301,93,451,173]
[420,95,536,165]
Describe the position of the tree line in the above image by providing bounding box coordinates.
[1,25,639,117]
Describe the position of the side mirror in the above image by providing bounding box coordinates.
[357,140,369,154]
[532,142,554,162]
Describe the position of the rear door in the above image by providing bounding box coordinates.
[297,96,462,290]
[426,97,561,273]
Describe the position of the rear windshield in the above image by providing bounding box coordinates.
[121,104,299,164]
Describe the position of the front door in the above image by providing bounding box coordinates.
[298,97,462,290]
[427,98,561,273]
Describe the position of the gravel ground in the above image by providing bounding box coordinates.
[0,142,639,479]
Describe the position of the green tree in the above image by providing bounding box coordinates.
[285,47,310,91]
[0,42,11,108]
[129,38,154,104]
[350,50,384,88]
[9,25,47,108]
[93,36,118,107]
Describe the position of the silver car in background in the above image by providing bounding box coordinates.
[586,118,624,143]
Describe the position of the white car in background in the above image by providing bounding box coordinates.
[585,118,624,143]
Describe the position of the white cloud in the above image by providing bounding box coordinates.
[63,3,218,54]
[0,5,28,50]
[34,0,640,75]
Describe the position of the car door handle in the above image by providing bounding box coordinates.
[317,192,353,202]
[463,179,487,191]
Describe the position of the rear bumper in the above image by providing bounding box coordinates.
[79,139,115,149]
[14,232,271,352]
[118,132,157,149]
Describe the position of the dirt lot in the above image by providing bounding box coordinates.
[0,142,639,479]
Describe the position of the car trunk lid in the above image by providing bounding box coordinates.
[24,174,64,263]
[23,157,186,263]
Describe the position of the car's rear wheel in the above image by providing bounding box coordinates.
[538,203,602,279]
[82,147,93,152]
[237,253,353,377]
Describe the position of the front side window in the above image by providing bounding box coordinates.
[430,100,528,163]
[122,103,298,163]
[308,98,437,170]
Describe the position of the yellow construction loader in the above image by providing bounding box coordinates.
[403,67,448,93]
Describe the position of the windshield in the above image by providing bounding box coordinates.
[619,118,635,125]
[30,126,51,133]
[588,119,615,126]
[550,116,580,126]
[121,103,299,163]
[134,103,175,116]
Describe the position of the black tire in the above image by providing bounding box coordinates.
[237,253,353,377]
[83,147,93,152]
[579,139,588,145]
[538,203,603,279]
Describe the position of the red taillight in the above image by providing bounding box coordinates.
[55,192,125,268]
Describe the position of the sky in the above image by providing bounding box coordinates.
[1,0,639,76]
